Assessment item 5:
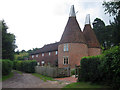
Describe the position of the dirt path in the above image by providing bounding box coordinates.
[2,71,71,88]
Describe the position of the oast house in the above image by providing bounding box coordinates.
[29,5,101,68]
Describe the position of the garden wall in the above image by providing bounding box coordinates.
[35,66,70,78]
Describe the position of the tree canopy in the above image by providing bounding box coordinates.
[103,1,120,46]
[2,20,17,60]
[92,18,113,50]
[93,1,120,50]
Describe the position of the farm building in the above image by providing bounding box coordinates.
[29,5,101,68]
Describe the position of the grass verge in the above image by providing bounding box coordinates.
[32,73,56,82]
[63,82,110,89]
[13,70,23,74]
[2,72,14,81]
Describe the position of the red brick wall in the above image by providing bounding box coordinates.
[88,48,101,56]
[29,51,58,66]
[58,43,88,68]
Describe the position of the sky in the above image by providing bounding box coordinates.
[0,0,114,51]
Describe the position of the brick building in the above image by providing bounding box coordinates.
[29,5,101,68]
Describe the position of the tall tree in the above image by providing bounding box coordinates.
[103,1,120,16]
[103,1,120,46]
[93,18,113,49]
[92,18,106,48]
[2,20,17,60]
[0,20,2,59]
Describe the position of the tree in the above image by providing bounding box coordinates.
[93,18,106,48]
[112,11,120,45]
[0,20,2,59]
[103,1,120,46]
[2,20,17,60]
[14,52,29,60]
[103,1,120,16]
[93,18,114,49]
[21,50,26,53]
[27,48,40,54]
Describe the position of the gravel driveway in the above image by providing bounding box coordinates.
[2,71,70,88]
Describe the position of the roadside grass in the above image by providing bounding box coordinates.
[2,72,14,81]
[32,73,56,82]
[13,70,23,74]
[63,82,110,89]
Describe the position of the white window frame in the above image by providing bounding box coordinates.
[32,55,34,58]
[49,52,51,56]
[55,51,58,55]
[41,60,45,66]
[63,56,69,65]
[37,62,40,66]
[63,44,68,51]
[42,53,44,57]
[36,54,38,57]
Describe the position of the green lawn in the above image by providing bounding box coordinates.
[63,82,110,89]
[2,72,14,81]
[32,73,56,82]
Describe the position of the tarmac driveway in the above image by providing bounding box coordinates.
[2,71,71,88]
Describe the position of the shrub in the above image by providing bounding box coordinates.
[13,60,18,70]
[71,69,75,75]
[14,52,29,60]
[16,61,23,71]
[78,45,120,88]
[78,55,101,82]
[2,59,13,75]
[14,60,37,73]
[100,46,120,88]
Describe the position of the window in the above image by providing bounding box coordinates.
[63,44,68,51]
[49,52,51,56]
[32,55,34,58]
[55,51,58,55]
[63,56,69,65]
[41,60,45,66]
[42,53,44,57]
[36,54,38,57]
[37,62,40,66]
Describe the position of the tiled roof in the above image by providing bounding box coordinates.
[30,42,59,55]
[60,17,86,44]
[83,24,100,48]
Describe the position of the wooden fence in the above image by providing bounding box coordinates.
[35,66,71,78]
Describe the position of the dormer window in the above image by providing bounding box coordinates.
[49,52,51,56]
[63,44,68,51]
[42,53,44,57]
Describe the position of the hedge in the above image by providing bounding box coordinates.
[13,60,18,70]
[1,59,13,75]
[78,45,120,88]
[100,45,120,88]
[78,56,101,82]
[14,60,37,73]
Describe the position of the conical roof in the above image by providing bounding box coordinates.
[60,5,86,44]
[83,14,100,48]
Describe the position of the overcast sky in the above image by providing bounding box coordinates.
[0,0,113,51]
